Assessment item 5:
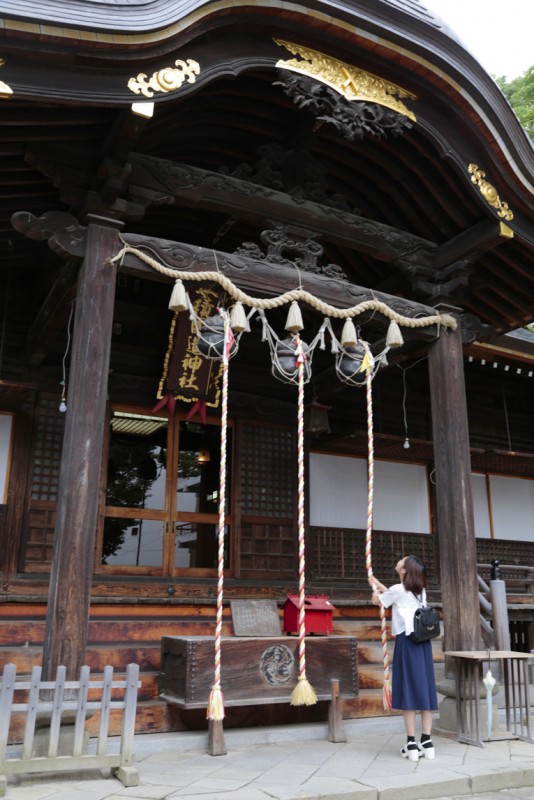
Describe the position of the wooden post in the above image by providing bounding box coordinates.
[327,679,347,743]
[41,216,122,680]
[428,320,481,672]
[490,580,511,651]
[207,720,227,756]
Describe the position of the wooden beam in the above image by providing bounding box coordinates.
[120,232,446,334]
[435,220,512,269]
[128,153,436,264]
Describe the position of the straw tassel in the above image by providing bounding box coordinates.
[168,279,188,313]
[291,674,318,706]
[285,301,304,333]
[386,319,404,348]
[207,686,225,721]
[341,318,357,347]
[230,301,248,333]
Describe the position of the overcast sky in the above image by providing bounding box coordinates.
[426,0,533,79]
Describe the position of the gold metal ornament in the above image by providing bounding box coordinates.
[468,163,514,221]
[0,58,13,99]
[128,60,200,98]
[274,40,416,121]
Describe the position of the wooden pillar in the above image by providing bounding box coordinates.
[428,320,481,672]
[42,216,122,680]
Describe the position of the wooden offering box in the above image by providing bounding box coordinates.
[283,594,335,635]
[160,635,358,709]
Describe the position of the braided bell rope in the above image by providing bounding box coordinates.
[109,244,457,331]
[206,313,231,722]
[363,344,392,712]
[290,335,317,706]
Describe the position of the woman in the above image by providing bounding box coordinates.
[372,554,438,762]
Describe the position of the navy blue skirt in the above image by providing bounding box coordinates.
[391,632,438,711]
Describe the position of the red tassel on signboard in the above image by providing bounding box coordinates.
[186,399,207,424]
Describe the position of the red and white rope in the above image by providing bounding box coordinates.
[207,313,232,721]
[363,344,392,711]
[295,335,307,685]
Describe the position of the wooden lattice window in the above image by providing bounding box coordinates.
[31,397,65,502]
[238,423,296,578]
[310,527,438,586]
[239,424,295,517]
[22,396,65,571]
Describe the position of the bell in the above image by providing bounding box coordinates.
[272,337,312,385]
[336,343,365,385]
[197,314,238,360]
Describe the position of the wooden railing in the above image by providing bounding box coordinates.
[0,663,140,796]
[477,562,534,599]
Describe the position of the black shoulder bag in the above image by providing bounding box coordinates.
[408,595,440,643]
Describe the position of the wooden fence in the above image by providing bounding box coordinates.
[0,663,140,796]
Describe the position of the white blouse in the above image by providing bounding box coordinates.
[378,582,426,636]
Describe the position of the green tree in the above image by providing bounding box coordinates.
[495,67,534,141]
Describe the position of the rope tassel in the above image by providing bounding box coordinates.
[168,278,189,313]
[285,301,304,333]
[207,686,225,721]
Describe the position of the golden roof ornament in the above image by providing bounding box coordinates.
[468,164,514,221]
[274,40,416,121]
[0,58,13,99]
[128,60,200,99]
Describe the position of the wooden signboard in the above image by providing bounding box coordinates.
[230,600,281,636]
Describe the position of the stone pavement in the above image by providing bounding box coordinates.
[4,715,534,800]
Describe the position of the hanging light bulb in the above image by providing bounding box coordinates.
[401,366,410,449]
[58,301,74,416]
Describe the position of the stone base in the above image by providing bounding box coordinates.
[436,677,502,736]
[32,724,90,758]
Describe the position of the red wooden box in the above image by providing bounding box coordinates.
[283,593,335,635]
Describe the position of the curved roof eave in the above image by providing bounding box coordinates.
[1,0,533,211]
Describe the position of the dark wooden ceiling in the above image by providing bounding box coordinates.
[0,0,533,425]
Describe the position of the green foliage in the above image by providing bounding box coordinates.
[495,67,534,140]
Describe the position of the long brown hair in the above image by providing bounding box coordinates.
[402,554,427,596]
